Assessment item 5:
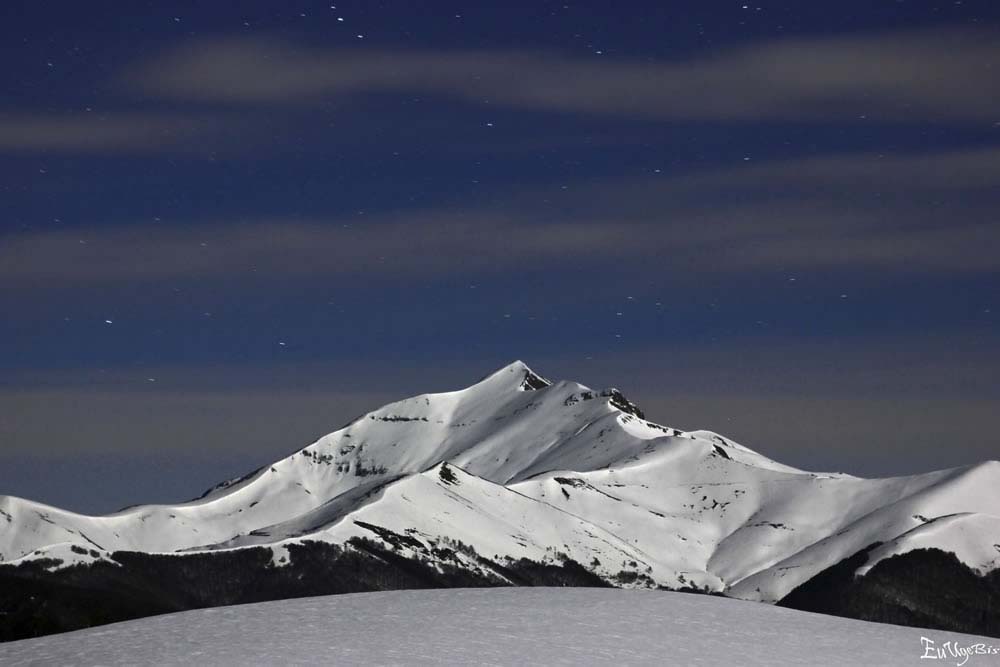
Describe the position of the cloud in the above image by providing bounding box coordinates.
[2,333,997,483]
[131,27,1000,122]
[8,26,994,155]
[0,112,226,153]
[664,148,1000,194]
[0,388,390,457]
[0,214,630,286]
[1,146,997,288]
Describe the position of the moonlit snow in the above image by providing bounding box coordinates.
[1,588,993,666]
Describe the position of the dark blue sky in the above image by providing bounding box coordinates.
[2,1,999,513]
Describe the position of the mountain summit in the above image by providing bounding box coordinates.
[2,362,999,639]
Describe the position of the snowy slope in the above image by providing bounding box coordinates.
[2,361,999,604]
[857,513,1000,577]
[2,588,996,667]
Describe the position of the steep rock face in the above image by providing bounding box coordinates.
[1,360,998,628]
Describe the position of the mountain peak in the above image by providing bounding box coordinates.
[475,360,551,391]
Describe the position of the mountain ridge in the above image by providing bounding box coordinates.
[2,360,998,639]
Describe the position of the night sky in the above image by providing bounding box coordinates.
[2,1,999,514]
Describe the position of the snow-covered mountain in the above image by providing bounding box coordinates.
[2,361,999,635]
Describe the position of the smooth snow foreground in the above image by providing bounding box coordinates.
[2,588,996,666]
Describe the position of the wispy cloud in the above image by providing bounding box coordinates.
[0,214,629,285]
[6,26,994,155]
[2,147,997,287]
[131,27,1000,122]
[0,112,227,153]
[2,334,997,479]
